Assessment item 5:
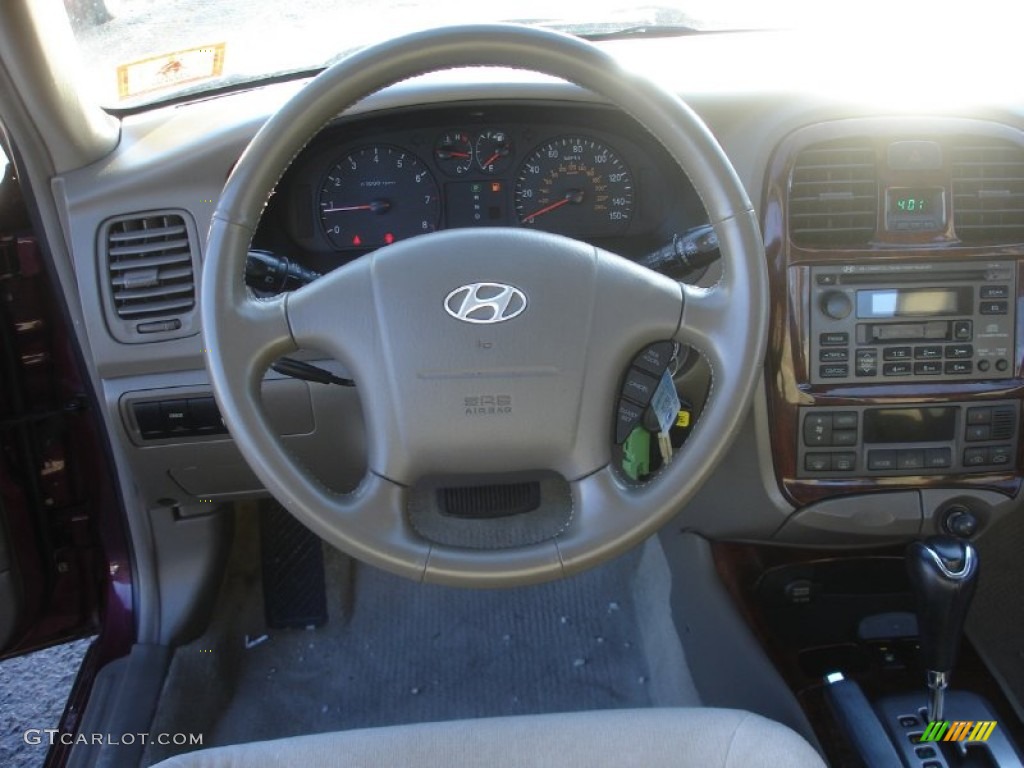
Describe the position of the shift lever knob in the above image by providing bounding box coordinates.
[906,536,979,720]
[906,536,979,674]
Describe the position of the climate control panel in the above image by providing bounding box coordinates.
[797,400,1019,478]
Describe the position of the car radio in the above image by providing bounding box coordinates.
[809,260,1015,385]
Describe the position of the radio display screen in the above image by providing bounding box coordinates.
[863,407,957,444]
[856,287,970,319]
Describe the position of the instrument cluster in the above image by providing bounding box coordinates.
[269,104,699,262]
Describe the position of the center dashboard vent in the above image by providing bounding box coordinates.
[789,141,878,248]
[100,211,200,343]
[951,138,1024,244]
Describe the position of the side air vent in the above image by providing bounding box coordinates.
[100,211,200,343]
[789,141,878,247]
[952,139,1024,244]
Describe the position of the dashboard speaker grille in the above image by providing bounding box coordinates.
[100,210,200,342]
[952,139,1024,244]
[789,141,878,247]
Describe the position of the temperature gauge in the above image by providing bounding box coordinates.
[434,131,474,176]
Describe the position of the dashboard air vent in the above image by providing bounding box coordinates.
[100,211,200,343]
[789,141,878,247]
[952,139,1024,244]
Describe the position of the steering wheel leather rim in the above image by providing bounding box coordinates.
[202,24,768,587]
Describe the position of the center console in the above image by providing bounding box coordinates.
[762,117,1024,513]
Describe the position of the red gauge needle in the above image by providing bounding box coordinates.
[481,151,505,168]
[437,150,471,159]
[522,189,584,223]
[322,199,391,214]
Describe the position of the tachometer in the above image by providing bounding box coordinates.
[318,145,440,249]
[514,136,634,236]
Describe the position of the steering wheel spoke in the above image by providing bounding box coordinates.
[676,211,767,382]
[284,257,377,372]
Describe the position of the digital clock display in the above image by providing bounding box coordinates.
[894,195,928,212]
[884,187,945,232]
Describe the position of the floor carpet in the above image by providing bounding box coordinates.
[144,512,698,764]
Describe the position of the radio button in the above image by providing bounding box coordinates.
[805,453,833,472]
[944,360,973,375]
[883,346,913,361]
[996,359,1010,372]
[914,361,942,375]
[897,450,924,470]
[816,274,839,286]
[945,344,973,359]
[914,345,943,360]
[980,300,1009,315]
[820,332,849,347]
[821,291,853,320]
[855,349,878,377]
[924,448,952,469]
[964,447,990,467]
[868,450,898,471]
[832,430,858,446]
[967,407,992,425]
[990,446,1013,466]
[833,412,858,429]
[980,285,1009,299]
[819,349,849,363]
[966,425,992,442]
[883,362,912,376]
[978,359,991,373]
[833,453,857,472]
[819,364,849,379]
[953,321,973,341]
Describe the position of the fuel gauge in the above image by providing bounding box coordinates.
[434,131,474,176]
[475,130,514,174]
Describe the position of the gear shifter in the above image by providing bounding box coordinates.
[906,536,979,722]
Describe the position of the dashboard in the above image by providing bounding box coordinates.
[38,29,1024,552]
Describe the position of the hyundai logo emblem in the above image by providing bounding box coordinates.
[444,282,528,324]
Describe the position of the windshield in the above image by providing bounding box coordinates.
[66,0,794,108]
[65,1,1010,110]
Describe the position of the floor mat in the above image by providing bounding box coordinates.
[144,512,696,764]
[967,507,1024,721]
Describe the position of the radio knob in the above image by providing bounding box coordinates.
[821,290,853,320]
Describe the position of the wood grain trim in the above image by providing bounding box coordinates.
[762,118,1024,506]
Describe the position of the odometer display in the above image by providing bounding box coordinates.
[318,145,440,249]
[514,137,634,236]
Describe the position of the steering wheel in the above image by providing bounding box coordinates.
[202,24,767,587]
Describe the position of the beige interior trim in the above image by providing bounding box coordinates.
[0,0,118,173]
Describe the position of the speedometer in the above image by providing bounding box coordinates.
[318,144,440,249]
[514,137,634,236]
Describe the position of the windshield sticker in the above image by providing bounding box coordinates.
[116,43,226,100]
